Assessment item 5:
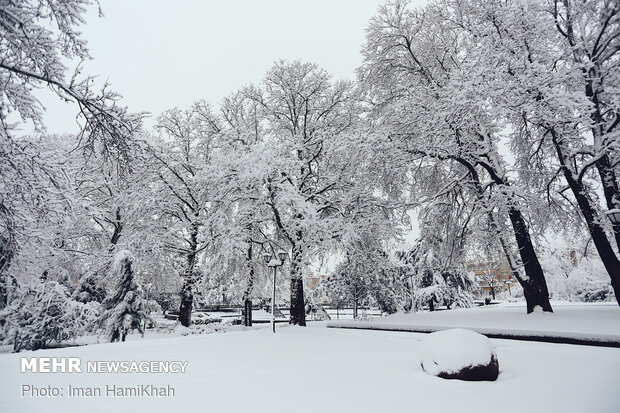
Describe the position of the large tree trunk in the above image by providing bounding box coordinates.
[506,207,553,313]
[595,153,620,252]
[178,285,194,327]
[178,222,199,327]
[583,66,620,252]
[551,130,620,306]
[289,242,306,326]
[241,242,254,326]
[465,160,553,313]
[490,212,551,311]
[243,299,252,326]
[267,183,306,326]
[290,278,306,326]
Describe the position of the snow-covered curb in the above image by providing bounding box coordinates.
[326,322,620,347]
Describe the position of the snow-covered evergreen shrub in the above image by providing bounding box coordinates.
[0,281,100,351]
[400,237,475,312]
[0,272,18,309]
[442,270,475,309]
[449,288,475,309]
[73,272,107,303]
[414,269,446,310]
[101,251,151,342]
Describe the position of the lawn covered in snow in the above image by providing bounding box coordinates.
[1,321,619,413]
[328,301,620,343]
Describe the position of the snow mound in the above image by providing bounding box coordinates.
[171,323,193,336]
[420,328,499,381]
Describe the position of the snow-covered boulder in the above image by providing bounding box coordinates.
[419,328,499,381]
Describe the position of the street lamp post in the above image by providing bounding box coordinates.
[263,249,288,333]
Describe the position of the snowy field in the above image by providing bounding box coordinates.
[329,302,620,343]
[1,322,619,413]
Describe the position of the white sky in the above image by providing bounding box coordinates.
[40,0,427,134]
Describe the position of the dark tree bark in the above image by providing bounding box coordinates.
[459,158,553,313]
[506,207,553,313]
[551,130,620,306]
[241,242,254,326]
[353,298,358,319]
[290,277,306,326]
[243,299,252,326]
[288,230,306,326]
[109,207,123,248]
[178,221,199,327]
[267,183,306,326]
[595,154,620,252]
[580,50,620,253]
[178,293,193,327]
[429,298,435,312]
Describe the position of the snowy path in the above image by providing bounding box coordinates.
[1,324,619,412]
[328,302,620,345]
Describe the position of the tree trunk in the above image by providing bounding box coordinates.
[290,278,306,326]
[178,289,193,327]
[506,207,553,313]
[429,298,435,312]
[289,241,306,326]
[584,68,620,252]
[490,284,495,300]
[243,299,252,326]
[353,299,358,319]
[178,221,199,327]
[241,242,254,326]
[109,207,123,249]
[595,154,620,252]
[465,160,552,313]
[551,130,620,306]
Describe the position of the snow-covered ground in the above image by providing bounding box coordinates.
[328,301,620,343]
[1,321,619,413]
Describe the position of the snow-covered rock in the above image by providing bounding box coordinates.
[420,328,499,381]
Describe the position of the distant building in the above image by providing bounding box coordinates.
[306,273,326,291]
[466,258,517,298]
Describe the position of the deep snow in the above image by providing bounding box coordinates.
[1,322,619,413]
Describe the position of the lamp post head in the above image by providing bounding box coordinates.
[605,209,620,225]
[276,249,288,262]
[267,258,282,267]
[262,251,273,265]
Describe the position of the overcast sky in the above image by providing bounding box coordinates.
[40,0,427,135]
